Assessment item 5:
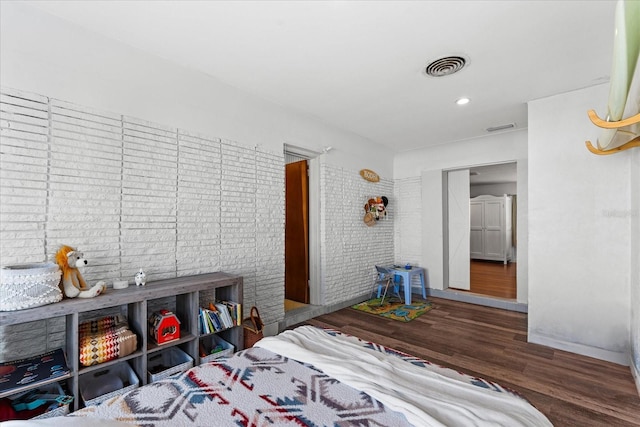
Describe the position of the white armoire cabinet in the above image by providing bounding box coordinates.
[470,195,513,264]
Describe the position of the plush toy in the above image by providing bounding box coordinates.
[364,196,388,220]
[55,245,106,299]
[135,268,146,286]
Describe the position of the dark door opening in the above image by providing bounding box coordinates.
[285,160,309,304]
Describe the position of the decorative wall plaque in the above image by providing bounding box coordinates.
[359,169,380,182]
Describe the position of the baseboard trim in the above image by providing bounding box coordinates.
[427,288,528,313]
[276,293,370,332]
[631,357,640,397]
[529,332,629,366]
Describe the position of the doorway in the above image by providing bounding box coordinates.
[285,159,309,308]
[283,145,322,314]
[447,162,518,300]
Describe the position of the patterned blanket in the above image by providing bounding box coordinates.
[257,327,552,426]
[66,327,551,426]
[71,346,409,426]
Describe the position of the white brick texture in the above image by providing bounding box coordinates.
[320,164,394,305]
[0,88,285,360]
[0,87,398,360]
[393,176,423,266]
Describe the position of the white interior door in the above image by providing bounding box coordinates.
[469,201,484,258]
[447,169,470,290]
[483,199,504,259]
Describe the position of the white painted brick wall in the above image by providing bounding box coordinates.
[218,140,258,316]
[121,116,179,282]
[177,130,222,276]
[47,99,123,285]
[394,177,423,266]
[320,164,394,306]
[0,88,49,265]
[0,88,286,361]
[0,86,397,361]
[255,146,285,325]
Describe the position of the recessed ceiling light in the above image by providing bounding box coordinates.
[456,97,470,105]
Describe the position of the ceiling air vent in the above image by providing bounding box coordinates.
[486,123,516,132]
[425,56,467,77]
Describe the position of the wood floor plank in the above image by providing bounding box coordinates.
[295,297,640,426]
[469,260,517,299]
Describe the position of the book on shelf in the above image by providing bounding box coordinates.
[207,309,222,331]
[199,309,209,334]
[214,303,233,329]
[199,301,241,334]
[200,307,224,334]
[221,301,242,326]
[0,348,70,398]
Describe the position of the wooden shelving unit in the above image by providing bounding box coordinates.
[0,272,243,411]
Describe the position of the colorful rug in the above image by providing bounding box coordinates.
[351,298,433,322]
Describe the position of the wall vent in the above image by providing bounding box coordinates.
[486,123,516,132]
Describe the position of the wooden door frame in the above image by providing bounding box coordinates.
[285,160,309,303]
[443,161,522,301]
[447,169,471,290]
[308,157,321,305]
[284,145,322,306]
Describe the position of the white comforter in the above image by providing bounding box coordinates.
[256,326,552,427]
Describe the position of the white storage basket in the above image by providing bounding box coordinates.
[147,347,194,383]
[0,263,62,311]
[200,335,234,363]
[9,381,71,419]
[31,382,72,419]
[79,362,139,406]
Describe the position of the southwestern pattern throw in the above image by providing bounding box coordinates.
[67,326,552,426]
[72,346,408,426]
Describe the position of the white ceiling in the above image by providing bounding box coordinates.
[470,163,517,185]
[27,1,617,153]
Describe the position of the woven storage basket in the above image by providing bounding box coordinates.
[147,347,193,382]
[0,262,62,311]
[30,382,72,419]
[200,335,234,363]
[79,362,139,406]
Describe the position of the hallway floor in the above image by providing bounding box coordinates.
[284,299,307,312]
[469,260,517,299]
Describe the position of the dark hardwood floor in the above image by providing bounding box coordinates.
[299,297,640,426]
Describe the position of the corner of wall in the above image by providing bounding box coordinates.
[529,332,630,366]
[631,147,640,396]
[632,357,640,396]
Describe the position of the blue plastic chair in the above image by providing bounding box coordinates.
[371,266,402,305]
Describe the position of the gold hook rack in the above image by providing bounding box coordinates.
[585,110,640,155]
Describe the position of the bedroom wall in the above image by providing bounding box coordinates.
[0,3,396,360]
[321,164,395,305]
[528,83,631,365]
[631,147,640,390]
[393,130,528,303]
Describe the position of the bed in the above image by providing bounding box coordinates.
[4,326,552,426]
